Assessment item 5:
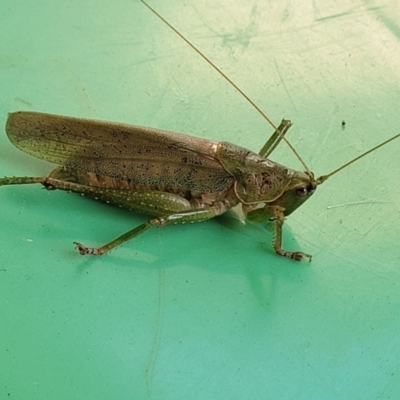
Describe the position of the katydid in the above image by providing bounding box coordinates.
[1,2,399,260]
[3,112,398,260]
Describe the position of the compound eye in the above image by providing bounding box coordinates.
[296,187,308,197]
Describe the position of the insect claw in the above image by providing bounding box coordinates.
[276,249,312,262]
[73,242,100,256]
[296,252,312,262]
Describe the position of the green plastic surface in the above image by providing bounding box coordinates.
[1,1,400,399]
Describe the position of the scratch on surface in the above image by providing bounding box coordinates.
[326,200,393,209]
[274,59,297,112]
[322,246,390,278]
[58,59,98,117]
[192,2,258,51]
[146,85,167,126]
[279,333,342,398]
[14,97,33,107]
[314,5,383,23]
[145,268,165,395]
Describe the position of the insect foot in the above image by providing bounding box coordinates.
[275,249,312,262]
[74,242,101,256]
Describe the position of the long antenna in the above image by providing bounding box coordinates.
[317,133,400,184]
[141,0,311,174]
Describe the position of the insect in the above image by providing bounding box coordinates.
[1,2,399,261]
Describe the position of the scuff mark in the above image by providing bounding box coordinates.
[327,199,392,209]
[274,58,297,112]
[145,267,165,395]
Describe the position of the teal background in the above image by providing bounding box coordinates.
[1,1,400,399]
